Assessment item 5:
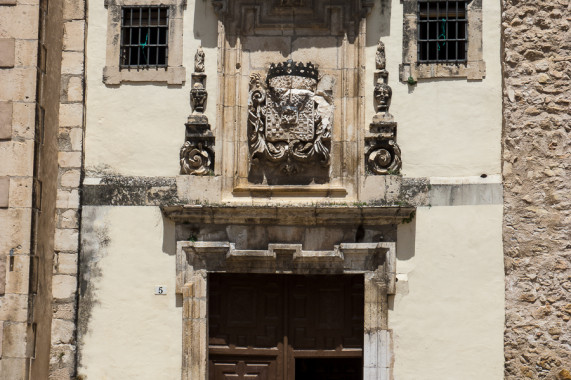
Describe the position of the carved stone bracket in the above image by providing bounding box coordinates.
[180,47,214,175]
[368,40,402,175]
[180,115,214,175]
[365,127,402,175]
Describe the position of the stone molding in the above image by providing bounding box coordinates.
[102,0,186,85]
[162,204,416,225]
[211,0,374,35]
[176,240,395,380]
[399,0,485,81]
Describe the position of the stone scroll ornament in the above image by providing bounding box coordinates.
[366,40,402,175]
[180,141,213,175]
[248,60,332,175]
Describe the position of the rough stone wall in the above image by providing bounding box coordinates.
[502,0,571,379]
[49,0,86,379]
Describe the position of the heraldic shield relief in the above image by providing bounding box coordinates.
[248,60,332,180]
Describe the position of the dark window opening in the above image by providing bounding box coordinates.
[418,0,468,63]
[120,6,169,69]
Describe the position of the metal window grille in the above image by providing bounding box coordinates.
[417,0,468,63]
[120,6,169,69]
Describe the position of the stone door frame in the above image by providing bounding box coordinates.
[176,241,396,380]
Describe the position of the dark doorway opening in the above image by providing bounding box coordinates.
[295,358,363,380]
[208,273,364,380]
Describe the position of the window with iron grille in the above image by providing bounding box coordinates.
[120,6,169,69]
[417,1,467,63]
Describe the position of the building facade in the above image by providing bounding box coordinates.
[0,0,568,379]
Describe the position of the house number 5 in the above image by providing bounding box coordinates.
[155,286,167,295]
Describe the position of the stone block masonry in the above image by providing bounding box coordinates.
[49,1,86,379]
[502,0,571,379]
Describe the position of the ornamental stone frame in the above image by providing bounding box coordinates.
[176,241,395,380]
[163,205,409,380]
[102,0,186,85]
[210,0,374,197]
[399,0,485,81]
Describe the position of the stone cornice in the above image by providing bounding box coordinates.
[161,204,415,225]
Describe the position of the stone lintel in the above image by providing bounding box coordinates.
[176,241,396,294]
[163,204,416,226]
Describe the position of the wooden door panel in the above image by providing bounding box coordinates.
[209,274,283,349]
[208,274,364,379]
[210,357,277,380]
[288,275,364,350]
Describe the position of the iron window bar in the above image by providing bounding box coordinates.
[120,6,169,70]
[417,0,468,64]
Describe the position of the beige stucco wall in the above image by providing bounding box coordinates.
[84,0,217,177]
[85,0,501,179]
[392,204,505,379]
[78,206,181,379]
[366,0,502,178]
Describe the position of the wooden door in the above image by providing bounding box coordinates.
[208,274,364,380]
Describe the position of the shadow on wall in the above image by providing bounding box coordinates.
[367,0,392,47]
[162,215,177,256]
[193,0,219,49]
[389,216,416,310]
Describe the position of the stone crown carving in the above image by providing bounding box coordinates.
[267,61,319,83]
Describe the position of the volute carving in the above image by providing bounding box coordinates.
[248,60,332,176]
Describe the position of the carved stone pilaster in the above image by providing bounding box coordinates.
[180,48,215,175]
[367,39,402,175]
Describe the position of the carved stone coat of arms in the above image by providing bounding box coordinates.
[248,60,332,176]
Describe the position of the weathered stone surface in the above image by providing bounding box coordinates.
[62,21,84,52]
[502,0,571,378]
[52,275,77,300]
[0,38,15,67]
[56,189,79,209]
[58,151,81,168]
[0,176,9,207]
[51,319,75,345]
[0,101,13,140]
[66,77,83,103]
[54,229,79,252]
[55,253,77,275]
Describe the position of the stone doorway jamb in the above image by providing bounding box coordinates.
[176,242,396,380]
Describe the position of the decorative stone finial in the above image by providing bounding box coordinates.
[194,46,205,73]
[376,40,386,71]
